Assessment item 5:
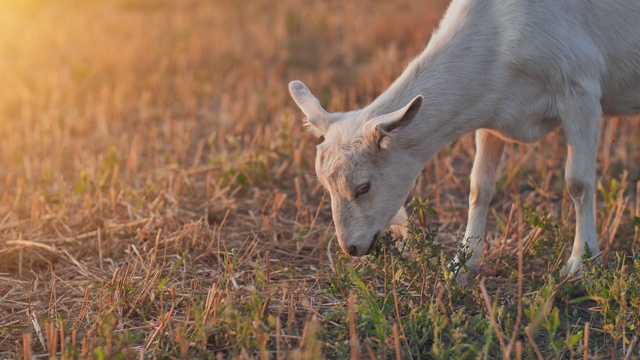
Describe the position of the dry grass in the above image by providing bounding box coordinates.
[1,0,640,358]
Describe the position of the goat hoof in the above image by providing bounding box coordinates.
[561,258,585,279]
[456,272,469,286]
[455,265,480,287]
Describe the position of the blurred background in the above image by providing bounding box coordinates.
[0,0,447,195]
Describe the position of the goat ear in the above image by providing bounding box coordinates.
[367,95,423,150]
[288,80,331,137]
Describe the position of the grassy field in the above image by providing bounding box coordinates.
[1,0,640,358]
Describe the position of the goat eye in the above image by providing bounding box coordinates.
[356,182,370,197]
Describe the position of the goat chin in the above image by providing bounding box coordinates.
[389,225,408,240]
[388,207,408,239]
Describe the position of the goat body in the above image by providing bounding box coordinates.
[289,0,640,277]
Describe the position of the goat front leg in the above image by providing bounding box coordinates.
[462,130,504,272]
[560,85,602,276]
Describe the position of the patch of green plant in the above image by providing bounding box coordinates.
[323,207,491,359]
[581,251,640,357]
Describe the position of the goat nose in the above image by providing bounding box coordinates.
[347,245,358,256]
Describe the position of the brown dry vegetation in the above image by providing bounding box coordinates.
[1,0,640,358]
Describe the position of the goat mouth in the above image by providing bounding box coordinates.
[365,232,381,255]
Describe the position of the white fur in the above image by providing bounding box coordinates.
[288,0,640,276]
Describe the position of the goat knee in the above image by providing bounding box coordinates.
[469,181,494,208]
[566,178,592,203]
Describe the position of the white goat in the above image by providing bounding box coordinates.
[289,0,640,278]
